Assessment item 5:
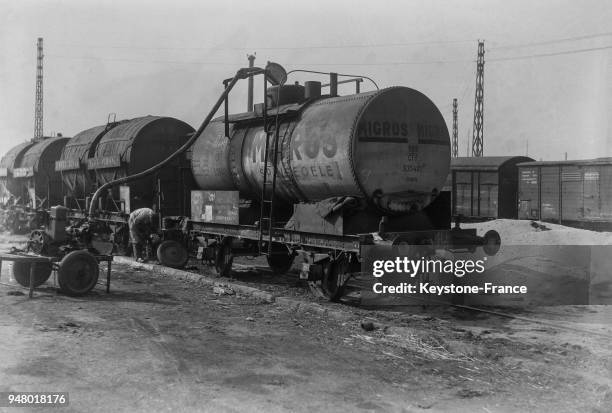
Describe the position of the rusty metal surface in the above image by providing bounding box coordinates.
[94,116,161,165]
[189,120,234,191]
[90,116,195,213]
[92,116,194,174]
[60,124,115,165]
[191,87,451,214]
[56,124,121,196]
[353,87,450,211]
[19,137,70,173]
[13,137,70,207]
[0,141,37,198]
[0,141,36,171]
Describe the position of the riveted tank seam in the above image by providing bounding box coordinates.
[280,118,308,202]
[239,125,259,197]
[228,123,242,193]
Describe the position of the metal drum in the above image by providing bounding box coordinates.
[191,86,450,213]
[13,137,70,208]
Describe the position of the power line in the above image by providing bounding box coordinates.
[52,30,612,53]
[45,54,243,65]
[54,38,477,51]
[47,43,612,67]
[490,31,612,50]
[488,44,612,62]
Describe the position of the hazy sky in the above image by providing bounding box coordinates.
[1,0,611,161]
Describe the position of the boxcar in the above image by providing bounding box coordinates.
[517,157,612,230]
[450,156,534,220]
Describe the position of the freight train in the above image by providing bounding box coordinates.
[0,63,501,299]
[447,156,612,231]
[1,116,194,244]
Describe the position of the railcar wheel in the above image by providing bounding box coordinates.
[12,262,52,288]
[58,250,99,296]
[266,245,294,275]
[307,259,348,302]
[322,260,348,302]
[483,230,501,256]
[267,253,294,275]
[157,240,189,269]
[215,238,233,278]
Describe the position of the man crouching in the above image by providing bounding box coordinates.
[128,207,159,263]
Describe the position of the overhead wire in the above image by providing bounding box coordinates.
[47,42,612,67]
[489,30,612,50]
[53,38,477,51]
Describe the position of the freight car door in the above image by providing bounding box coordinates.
[540,166,560,222]
[518,167,539,219]
[454,171,471,216]
[478,172,498,218]
[561,166,583,221]
[583,168,600,219]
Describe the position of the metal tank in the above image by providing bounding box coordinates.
[88,116,195,215]
[190,86,450,213]
[55,122,124,204]
[0,141,37,202]
[13,137,70,208]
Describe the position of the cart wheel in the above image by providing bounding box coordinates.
[58,250,99,296]
[12,262,52,288]
[157,240,189,268]
[483,230,501,256]
[215,238,233,277]
[28,230,50,255]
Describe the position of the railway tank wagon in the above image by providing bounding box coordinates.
[49,115,197,255]
[88,116,195,216]
[55,121,125,210]
[13,136,70,209]
[0,141,37,204]
[181,71,498,300]
[191,85,452,232]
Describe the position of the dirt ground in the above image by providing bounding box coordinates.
[1,234,612,412]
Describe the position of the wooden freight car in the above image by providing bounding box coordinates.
[517,158,612,230]
[449,156,534,220]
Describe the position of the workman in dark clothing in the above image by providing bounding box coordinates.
[128,207,158,262]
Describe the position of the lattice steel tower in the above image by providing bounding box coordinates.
[471,41,484,157]
[452,98,458,158]
[34,37,44,141]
